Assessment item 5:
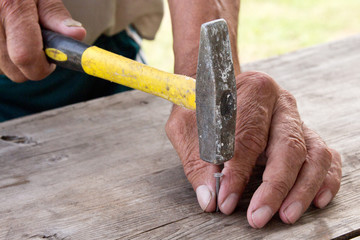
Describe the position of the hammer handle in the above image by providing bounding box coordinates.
[42,29,196,110]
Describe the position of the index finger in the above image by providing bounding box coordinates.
[218,72,279,214]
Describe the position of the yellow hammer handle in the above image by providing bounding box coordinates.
[82,46,196,110]
[42,29,196,110]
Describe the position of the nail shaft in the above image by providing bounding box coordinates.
[214,172,224,212]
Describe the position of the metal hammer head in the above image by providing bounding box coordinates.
[196,19,237,165]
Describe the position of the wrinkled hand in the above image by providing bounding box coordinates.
[166,71,342,228]
[0,0,86,82]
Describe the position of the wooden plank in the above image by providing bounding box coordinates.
[1,35,360,239]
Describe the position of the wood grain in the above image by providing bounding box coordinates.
[1,35,360,239]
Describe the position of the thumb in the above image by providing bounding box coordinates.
[38,0,86,41]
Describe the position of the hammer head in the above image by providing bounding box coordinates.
[196,19,237,165]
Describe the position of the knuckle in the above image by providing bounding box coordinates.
[276,90,298,111]
[327,153,342,182]
[227,165,252,186]
[334,176,341,190]
[8,50,49,81]
[311,144,332,171]
[263,178,291,198]
[238,71,278,95]
[298,180,321,196]
[182,158,209,184]
[281,90,297,104]
[285,136,307,159]
[319,147,332,168]
[330,149,342,176]
[9,49,52,81]
[251,72,273,87]
[331,174,341,190]
[9,48,35,67]
[324,168,341,194]
[237,127,267,156]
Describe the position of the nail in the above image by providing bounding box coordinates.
[220,193,238,215]
[63,19,83,28]
[196,185,213,211]
[214,172,223,212]
[317,190,333,209]
[284,201,303,224]
[251,205,273,228]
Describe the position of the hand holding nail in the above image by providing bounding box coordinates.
[166,71,342,228]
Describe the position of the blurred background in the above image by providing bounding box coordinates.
[142,0,360,73]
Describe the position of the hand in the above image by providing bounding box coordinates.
[0,0,86,82]
[166,71,342,228]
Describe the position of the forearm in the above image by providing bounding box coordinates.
[168,0,241,76]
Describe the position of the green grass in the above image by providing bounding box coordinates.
[143,0,360,72]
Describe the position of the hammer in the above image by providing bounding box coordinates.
[42,19,237,165]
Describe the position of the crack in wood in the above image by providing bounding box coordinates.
[125,214,203,239]
[332,228,360,240]
[0,179,29,190]
[1,135,37,145]
[29,233,68,240]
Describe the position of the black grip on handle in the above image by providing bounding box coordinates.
[42,29,90,72]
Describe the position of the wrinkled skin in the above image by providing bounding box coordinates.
[0,0,86,82]
[166,71,342,228]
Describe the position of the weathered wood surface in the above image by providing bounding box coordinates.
[1,35,360,240]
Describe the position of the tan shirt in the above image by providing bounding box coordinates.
[62,0,164,44]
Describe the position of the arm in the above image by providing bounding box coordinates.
[168,0,240,77]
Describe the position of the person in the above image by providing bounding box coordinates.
[0,0,341,228]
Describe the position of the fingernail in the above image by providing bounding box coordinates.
[220,193,239,215]
[63,19,83,28]
[196,185,213,211]
[251,205,273,228]
[284,201,303,224]
[317,190,333,208]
